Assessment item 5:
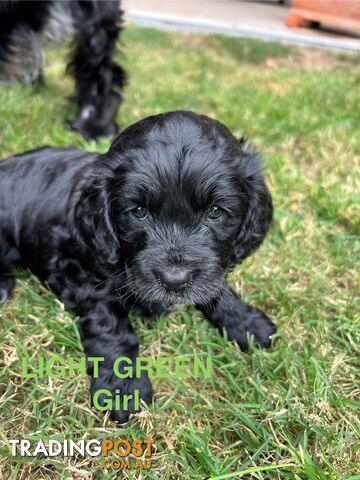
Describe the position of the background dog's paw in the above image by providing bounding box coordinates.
[227,308,277,351]
[0,276,15,304]
[66,118,117,140]
[90,371,153,424]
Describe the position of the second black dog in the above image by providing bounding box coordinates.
[0,0,126,139]
[0,111,276,423]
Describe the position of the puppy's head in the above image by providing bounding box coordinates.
[103,111,272,307]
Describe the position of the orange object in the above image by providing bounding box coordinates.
[286,0,360,30]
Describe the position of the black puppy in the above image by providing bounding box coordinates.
[0,0,126,139]
[0,111,276,423]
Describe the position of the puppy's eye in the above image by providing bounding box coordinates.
[207,206,224,220]
[131,206,148,219]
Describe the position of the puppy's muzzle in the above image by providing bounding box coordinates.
[156,267,192,293]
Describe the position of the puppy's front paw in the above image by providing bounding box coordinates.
[226,307,277,351]
[90,370,153,424]
[0,276,15,304]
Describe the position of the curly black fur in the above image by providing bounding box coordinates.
[0,0,126,139]
[0,111,276,423]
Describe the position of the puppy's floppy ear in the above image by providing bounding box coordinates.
[75,156,121,266]
[232,140,273,264]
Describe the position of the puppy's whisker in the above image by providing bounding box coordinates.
[115,278,143,305]
[94,268,126,289]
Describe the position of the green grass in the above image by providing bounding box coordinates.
[0,26,359,479]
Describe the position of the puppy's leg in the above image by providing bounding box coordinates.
[198,286,276,351]
[77,302,152,424]
[0,236,19,304]
[132,301,165,320]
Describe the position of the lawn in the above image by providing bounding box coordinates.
[0,25,359,480]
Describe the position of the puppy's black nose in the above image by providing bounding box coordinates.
[158,268,192,292]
